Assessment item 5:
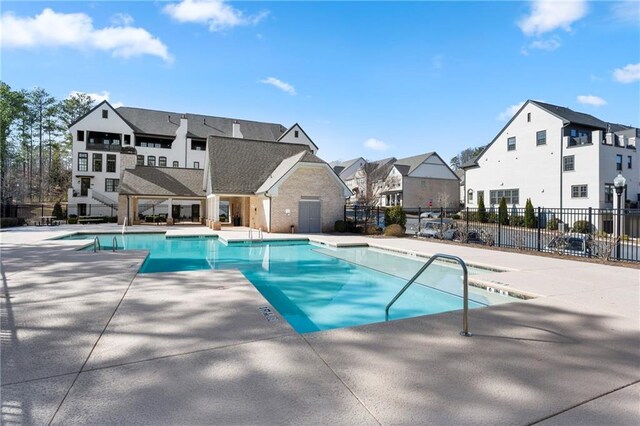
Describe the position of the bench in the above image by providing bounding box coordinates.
[78,217,105,224]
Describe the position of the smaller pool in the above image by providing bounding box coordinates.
[59,232,518,333]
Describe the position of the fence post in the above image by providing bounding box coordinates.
[111,204,114,217]
[497,217,501,247]
[344,204,346,223]
[377,206,380,229]
[440,207,444,228]
[418,206,421,231]
[466,207,469,230]
[587,207,593,257]
[354,205,358,229]
[41,204,44,217]
[537,207,541,252]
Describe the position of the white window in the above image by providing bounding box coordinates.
[490,189,519,205]
[571,185,588,198]
[507,137,516,151]
[563,155,575,171]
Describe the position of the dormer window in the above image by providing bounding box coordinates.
[102,109,108,119]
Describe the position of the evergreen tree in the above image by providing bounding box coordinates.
[498,197,509,225]
[524,198,536,228]
[477,193,487,223]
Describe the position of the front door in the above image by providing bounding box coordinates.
[80,178,90,196]
[298,200,321,233]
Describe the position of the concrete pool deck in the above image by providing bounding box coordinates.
[1,224,638,425]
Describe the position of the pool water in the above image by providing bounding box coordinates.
[62,233,514,333]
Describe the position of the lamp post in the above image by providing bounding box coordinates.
[613,172,626,260]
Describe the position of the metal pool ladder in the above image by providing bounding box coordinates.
[92,236,101,253]
[385,253,472,337]
[248,228,263,242]
[112,236,118,252]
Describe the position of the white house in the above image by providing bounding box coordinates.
[67,101,317,216]
[463,100,639,210]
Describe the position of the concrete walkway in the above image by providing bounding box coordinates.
[1,224,638,425]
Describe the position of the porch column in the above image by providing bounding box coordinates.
[132,197,139,224]
[200,199,206,225]
[167,198,174,225]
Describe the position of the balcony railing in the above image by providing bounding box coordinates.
[86,143,121,152]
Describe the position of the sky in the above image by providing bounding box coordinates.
[1,0,639,165]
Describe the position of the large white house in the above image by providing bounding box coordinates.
[68,101,317,216]
[463,100,639,210]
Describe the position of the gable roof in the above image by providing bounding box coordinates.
[68,100,134,130]
[206,136,324,195]
[115,106,286,140]
[119,167,205,197]
[277,123,319,150]
[393,152,434,176]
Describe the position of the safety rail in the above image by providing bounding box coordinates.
[385,253,472,337]
[248,228,263,242]
[112,236,118,252]
[122,217,128,234]
[93,236,101,253]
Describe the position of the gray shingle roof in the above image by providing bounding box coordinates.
[393,152,434,176]
[120,167,205,197]
[116,106,286,140]
[207,136,324,194]
[531,101,609,129]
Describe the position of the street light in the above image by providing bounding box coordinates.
[613,172,626,260]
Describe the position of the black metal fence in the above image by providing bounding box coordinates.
[344,205,640,263]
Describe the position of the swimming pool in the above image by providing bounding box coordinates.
[61,233,515,333]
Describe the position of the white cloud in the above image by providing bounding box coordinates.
[497,102,525,121]
[528,37,561,51]
[577,95,607,107]
[163,0,268,31]
[261,77,296,95]
[111,13,134,27]
[0,8,171,62]
[613,63,640,84]
[363,138,390,152]
[611,1,640,25]
[518,0,588,36]
[68,90,124,108]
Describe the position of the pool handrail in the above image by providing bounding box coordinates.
[93,236,101,253]
[385,253,472,337]
[112,236,118,252]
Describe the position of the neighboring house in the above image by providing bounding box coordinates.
[330,157,366,203]
[204,137,351,233]
[348,157,396,205]
[462,100,639,210]
[378,152,459,208]
[68,101,317,216]
[455,169,465,207]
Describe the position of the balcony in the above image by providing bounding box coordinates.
[86,142,121,152]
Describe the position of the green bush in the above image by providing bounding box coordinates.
[145,215,155,223]
[451,213,461,220]
[334,220,347,233]
[477,194,487,223]
[68,217,78,224]
[510,216,525,227]
[498,197,509,225]
[52,202,64,220]
[108,216,118,223]
[384,206,407,228]
[487,213,498,224]
[384,224,405,237]
[571,220,592,233]
[547,218,559,230]
[365,226,382,235]
[524,198,536,228]
[0,218,19,228]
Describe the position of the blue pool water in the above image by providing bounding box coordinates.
[61,233,513,333]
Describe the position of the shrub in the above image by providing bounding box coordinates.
[498,197,509,225]
[384,206,407,228]
[547,218,559,230]
[108,216,118,223]
[0,218,19,228]
[365,226,382,235]
[145,215,155,223]
[487,213,498,224]
[52,202,64,220]
[451,213,461,220]
[510,216,525,227]
[477,194,487,223]
[334,220,347,233]
[524,198,536,228]
[384,224,405,237]
[571,220,592,234]
[68,217,78,224]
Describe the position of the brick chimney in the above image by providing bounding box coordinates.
[120,146,138,182]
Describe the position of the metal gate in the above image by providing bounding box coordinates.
[299,200,321,233]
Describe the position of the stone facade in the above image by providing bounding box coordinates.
[402,177,460,208]
[270,165,345,233]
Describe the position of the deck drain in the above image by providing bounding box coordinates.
[258,306,279,322]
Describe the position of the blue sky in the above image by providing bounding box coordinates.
[2,1,639,164]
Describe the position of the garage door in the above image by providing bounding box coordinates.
[298,200,321,233]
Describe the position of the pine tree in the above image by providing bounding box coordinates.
[477,193,487,223]
[524,198,536,228]
[498,197,509,225]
